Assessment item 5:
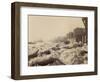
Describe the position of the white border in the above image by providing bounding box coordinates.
[20,7,95,75]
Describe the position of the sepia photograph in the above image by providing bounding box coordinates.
[28,15,88,66]
[11,2,97,79]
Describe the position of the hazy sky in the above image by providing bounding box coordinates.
[28,15,85,42]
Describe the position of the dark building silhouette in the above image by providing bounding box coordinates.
[74,28,86,43]
[67,17,87,44]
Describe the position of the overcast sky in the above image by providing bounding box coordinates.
[28,15,85,42]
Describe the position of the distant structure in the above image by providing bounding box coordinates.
[67,32,74,42]
[67,17,87,44]
[74,28,86,43]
